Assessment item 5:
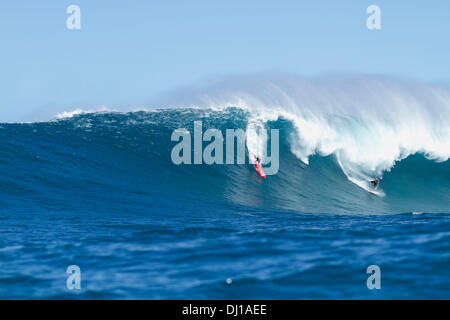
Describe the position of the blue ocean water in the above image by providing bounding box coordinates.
[0,109,449,299]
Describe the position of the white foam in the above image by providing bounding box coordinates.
[56,106,112,119]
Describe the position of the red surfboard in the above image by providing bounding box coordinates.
[254,163,266,178]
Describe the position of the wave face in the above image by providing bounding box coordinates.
[1,105,448,215]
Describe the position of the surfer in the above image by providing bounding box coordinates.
[370,177,380,189]
[253,156,266,178]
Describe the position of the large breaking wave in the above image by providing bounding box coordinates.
[163,75,450,194]
[1,77,449,215]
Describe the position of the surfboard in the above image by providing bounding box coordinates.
[254,163,266,178]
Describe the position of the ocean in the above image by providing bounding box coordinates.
[0,100,449,298]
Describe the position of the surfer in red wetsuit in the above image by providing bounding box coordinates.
[370,177,380,189]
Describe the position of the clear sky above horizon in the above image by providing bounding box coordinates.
[1,1,450,122]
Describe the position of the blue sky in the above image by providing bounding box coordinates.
[1,1,450,122]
